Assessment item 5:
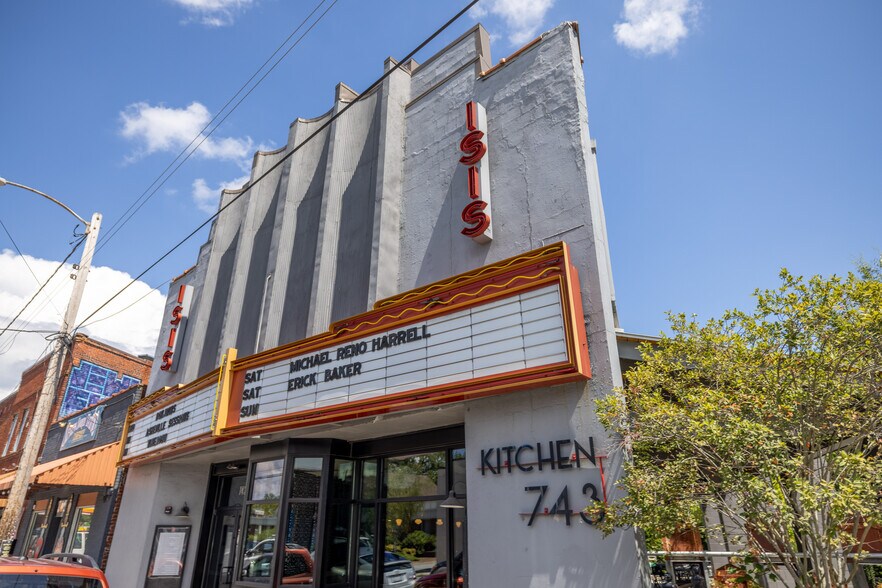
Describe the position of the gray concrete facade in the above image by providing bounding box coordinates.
[116,22,645,588]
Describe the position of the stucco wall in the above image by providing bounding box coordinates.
[106,462,210,588]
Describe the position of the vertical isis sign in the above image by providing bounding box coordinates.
[160,284,193,372]
[459,101,492,243]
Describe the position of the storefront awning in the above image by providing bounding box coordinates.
[0,442,121,492]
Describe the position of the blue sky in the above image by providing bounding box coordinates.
[0,0,880,396]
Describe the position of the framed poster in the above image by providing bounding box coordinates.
[146,525,190,588]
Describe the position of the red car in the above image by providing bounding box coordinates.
[414,554,463,588]
[0,553,109,588]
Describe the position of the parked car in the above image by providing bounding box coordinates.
[0,553,109,588]
[414,553,463,588]
[242,539,313,584]
[358,550,415,588]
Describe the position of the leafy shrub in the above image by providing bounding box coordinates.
[402,530,435,555]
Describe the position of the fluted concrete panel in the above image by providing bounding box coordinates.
[271,118,332,347]
[330,95,382,322]
[188,185,249,380]
[218,149,287,357]
[367,62,410,305]
[307,90,380,334]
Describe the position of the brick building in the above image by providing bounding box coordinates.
[0,334,151,558]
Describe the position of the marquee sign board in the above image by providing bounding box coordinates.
[119,357,234,465]
[217,242,589,436]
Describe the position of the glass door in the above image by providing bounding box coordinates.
[204,507,241,588]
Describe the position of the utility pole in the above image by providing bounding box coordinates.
[0,177,100,548]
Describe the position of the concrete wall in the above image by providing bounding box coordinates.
[465,385,641,587]
[106,462,211,588]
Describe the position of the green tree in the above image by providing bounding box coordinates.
[595,264,882,588]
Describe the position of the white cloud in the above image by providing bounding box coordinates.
[614,0,699,55]
[471,0,555,46]
[120,101,254,164]
[0,250,165,399]
[170,0,256,26]
[192,175,250,214]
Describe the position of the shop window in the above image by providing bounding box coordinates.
[239,459,283,583]
[282,457,324,586]
[323,459,354,585]
[2,413,18,456]
[361,459,378,500]
[24,500,49,558]
[345,447,467,588]
[50,498,72,553]
[384,500,441,585]
[251,459,284,502]
[289,457,322,500]
[67,505,94,554]
[385,452,447,498]
[11,408,29,453]
[354,505,376,588]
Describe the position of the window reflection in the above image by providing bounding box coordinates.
[331,459,354,500]
[385,452,446,498]
[361,460,377,500]
[290,458,322,499]
[251,459,284,501]
[25,501,49,558]
[283,503,318,585]
[68,506,93,554]
[355,505,376,588]
[384,501,439,586]
[324,504,352,585]
[240,503,279,581]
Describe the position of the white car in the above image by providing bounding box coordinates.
[358,548,416,588]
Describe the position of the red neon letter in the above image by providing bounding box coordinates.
[467,166,481,199]
[466,101,478,131]
[459,130,486,166]
[160,350,174,371]
[461,200,490,238]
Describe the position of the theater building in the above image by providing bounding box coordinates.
[106,23,646,588]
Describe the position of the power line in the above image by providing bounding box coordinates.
[0,328,57,335]
[0,236,84,346]
[71,1,338,330]
[0,217,63,317]
[95,0,336,254]
[0,229,89,348]
[79,278,171,329]
[75,0,481,332]
[0,218,41,286]
[4,231,96,340]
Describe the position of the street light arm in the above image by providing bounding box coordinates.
[0,177,89,227]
